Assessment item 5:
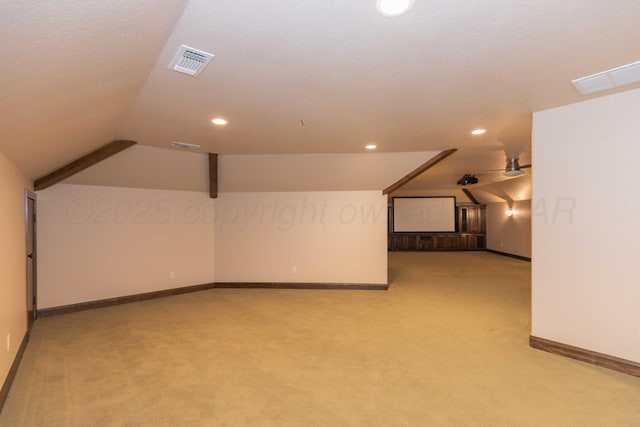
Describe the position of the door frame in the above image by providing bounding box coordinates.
[25,189,37,331]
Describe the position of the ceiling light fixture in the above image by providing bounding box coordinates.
[211,118,227,126]
[506,209,515,217]
[471,129,486,135]
[365,144,377,150]
[376,0,415,17]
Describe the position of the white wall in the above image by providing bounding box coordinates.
[0,151,31,388]
[486,200,531,258]
[215,191,388,284]
[532,89,640,363]
[37,185,215,309]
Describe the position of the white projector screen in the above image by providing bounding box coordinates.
[393,197,457,233]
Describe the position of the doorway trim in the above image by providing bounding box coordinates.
[25,189,37,332]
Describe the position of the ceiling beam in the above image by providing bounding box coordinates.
[34,140,137,191]
[382,148,457,195]
[208,153,218,199]
[462,189,481,205]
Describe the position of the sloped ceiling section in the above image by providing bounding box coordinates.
[391,174,532,205]
[119,0,640,159]
[64,145,440,192]
[4,0,640,192]
[0,0,189,179]
[400,117,533,191]
[470,174,532,204]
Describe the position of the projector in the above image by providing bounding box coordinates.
[457,174,478,186]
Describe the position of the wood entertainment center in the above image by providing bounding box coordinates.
[389,204,486,251]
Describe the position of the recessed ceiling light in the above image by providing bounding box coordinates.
[376,0,415,17]
[366,144,377,150]
[471,129,486,135]
[211,118,227,126]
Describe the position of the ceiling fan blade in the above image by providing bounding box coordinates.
[520,164,532,168]
[474,168,504,173]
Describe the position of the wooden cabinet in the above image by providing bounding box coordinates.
[388,205,486,252]
[389,233,485,251]
[459,233,485,250]
[458,205,486,233]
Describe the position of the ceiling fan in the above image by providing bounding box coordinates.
[503,157,531,177]
[457,157,531,186]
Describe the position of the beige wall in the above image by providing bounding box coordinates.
[37,185,388,308]
[219,152,440,192]
[64,145,209,192]
[532,89,640,363]
[40,147,424,307]
[486,200,531,258]
[37,185,215,309]
[0,152,31,388]
[64,147,441,194]
[215,191,388,284]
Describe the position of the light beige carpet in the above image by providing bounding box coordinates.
[1,252,639,426]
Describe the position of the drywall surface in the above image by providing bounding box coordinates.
[64,145,209,192]
[532,88,640,363]
[214,191,388,284]
[37,186,388,309]
[0,0,188,178]
[219,152,439,192]
[37,184,215,308]
[486,200,531,258]
[64,147,440,193]
[0,152,31,388]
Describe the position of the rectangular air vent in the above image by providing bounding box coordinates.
[168,45,214,76]
[572,60,640,95]
[172,141,200,149]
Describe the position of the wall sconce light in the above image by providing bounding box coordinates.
[505,209,515,217]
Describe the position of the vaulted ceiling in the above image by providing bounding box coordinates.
[2,0,640,193]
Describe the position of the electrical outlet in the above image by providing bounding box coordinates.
[291,266,297,274]
[170,272,176,279]
[6,334,10,352]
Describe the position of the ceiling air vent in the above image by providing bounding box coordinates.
[172,141,200,149]
[572,60,640,95]
[168,45,214,76]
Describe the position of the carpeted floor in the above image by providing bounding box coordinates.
[1,252,639,426]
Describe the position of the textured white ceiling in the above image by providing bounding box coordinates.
[2,0,640,190]
[0,0,189,178]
